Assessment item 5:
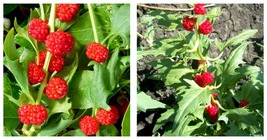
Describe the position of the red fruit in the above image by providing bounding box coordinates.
[239,99,249,107]
[56,4,79,22]
[205,104,218,122]
[194,72,214,87]
[28,62,46,85]
[79,115,99,136]
[86,42,109,63]
[18,104,48,125]
[199,20,212,35]
[182,16,195,31]
[212,93,217,98]
[36,51,65,73]
[96,105,119,126]
[194,4,206,15]
[28,18,49,42]
[45,30,74,56]
[44,77,68,100]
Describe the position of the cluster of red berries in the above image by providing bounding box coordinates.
[193,72,214,87]
[182,4,213,35]
[20,4,79,126]
[205,93,218,122]
[79,105,120,136]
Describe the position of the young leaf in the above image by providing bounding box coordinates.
[121,105,130,136]
[137,92,168,112]
[4,28,19,60]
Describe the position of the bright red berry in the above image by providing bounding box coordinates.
[86,42,109,63]
[182,16,195,31]
[79,115,99,136]
[194,4,206,15]
[205,104,218,122]
[212,93,217,98]
[36,51,65,73]
[239,99,249,107]
[96,105,119,126]
[44,77,68,100]
[28,62,46,85]
[45,30,74,56]
[56,4,79,22]
[28,18,49,43]
[199,20,212,35]
[18,104,48,125]
[194,72,214,87]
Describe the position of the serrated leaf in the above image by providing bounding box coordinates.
[137,92,168,112]
[224,122,249,136]
[153,108,175,133]
[4,28,19,60]
[121,105,130,136]
[172,88,212,133]
[68,70,94,109]
[224,30,257,49]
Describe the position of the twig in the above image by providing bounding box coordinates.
[137,4,216,12]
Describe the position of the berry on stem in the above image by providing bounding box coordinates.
[194,4,206,15]
[79,115,99,136]
[28,62,46,85]
[45,30,74,56]
[56,4,79,22]
[86,42,109,63]
[205,103,218,122]
[182,16,195,31]
[36,51,65,73]
[18,104,48,125]
[44,77,68,100]
[28,18,49,43]
[239,99,249,107]
[199,20,212,35]
[194,72,214,87]
[96,105,119,126]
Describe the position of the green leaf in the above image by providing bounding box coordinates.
[68,70,94,109]
[207,7,221,19]
[47,97,72,117]
[172,88,212,134]
[223,30,257,50]
[107,48,119,90]
[4,4,18,15]
[100,125,119,136]
[137,92,168,112]
[19,47,35,64]
[153,108,175,133]
[62,129,86,136]
[121,105,130,136]
[223,42,248,74]
[4,28,19,60]
[224,122,249,136]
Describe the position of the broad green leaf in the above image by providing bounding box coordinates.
[181,121,208,136]
[137,92,168,112]
[19,47,35,64]
[62,129,86,136]
[107,48,119,90]
[100,125,119,136]
[224,122,249,136]
[47,97,72,117]
[223,30,257,50]
[121,105,130,136]
[153,108,175,133]
[172,88,212,133]
[90,63,111,110]
[69,70,94,109]
[223,42,248,74]
[207,7,221,19]
[4,28,19,60]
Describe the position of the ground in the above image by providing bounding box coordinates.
[137,4,263,136]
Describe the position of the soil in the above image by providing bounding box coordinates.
[137,4,263,136]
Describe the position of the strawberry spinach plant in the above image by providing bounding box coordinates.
[4,3,130,136]
[137,4,263,136]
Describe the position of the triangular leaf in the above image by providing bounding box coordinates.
[137,92,168,112]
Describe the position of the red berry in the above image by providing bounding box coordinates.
[212,93,217,98]
[239,99,249,107]
[36,51,65,73]
[199,20,212,35]
[96,105,119,126]
[45,30,74,56]
[194,72,214,87]
[18,104,48,125]
[44,77,68,100]
[205,104,218,122]
[79,115,99,136]
[194,4,206,15]
[86,42,109,63]
[28,62,46,85]
[56,4,79,22]
[28,18,49,43]
[182,16,195,31]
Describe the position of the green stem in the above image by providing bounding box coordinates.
[88,4,99,43]
[36,52,52,105]
[39,3,45,20]
[48,4,56,32]
[195,34,207,72]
